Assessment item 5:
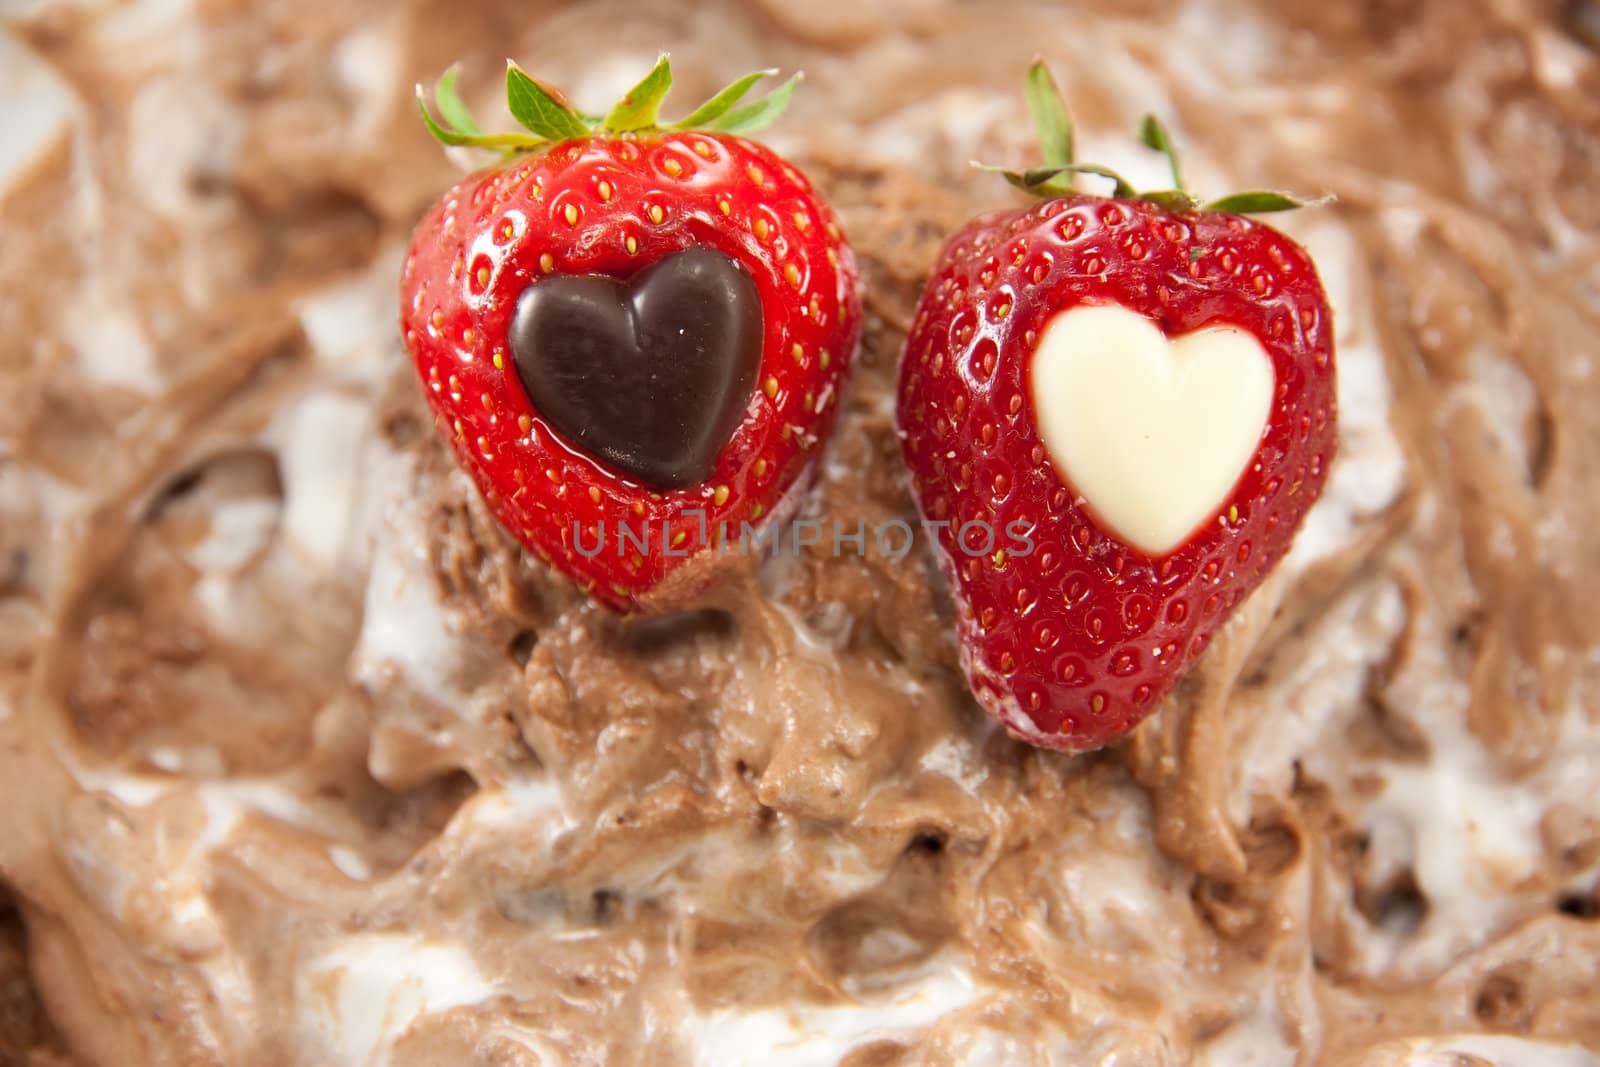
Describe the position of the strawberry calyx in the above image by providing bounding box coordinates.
[417,54,801,155]
[985,60,1327,214]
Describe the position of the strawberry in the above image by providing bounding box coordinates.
[896,63,1337,751]
[402,58,861,611]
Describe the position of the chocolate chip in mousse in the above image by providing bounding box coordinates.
[508,246,762,489]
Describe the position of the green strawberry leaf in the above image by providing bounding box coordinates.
[1024,60,1074,169]
[707,73,800,135]
[417,87,474,146]
[1203,190,1331,214]
[416,84,544,149]
[996,165,1057,194]
[1138,114,1185,191]
[996,162,1136,199]
[434,66,482,136]
[418,60,801,159]
[671,68,777,129]
[1064,163,1136,198]
[1136,189,1199,212]
[506,62,592,141]
[603,53,674,132]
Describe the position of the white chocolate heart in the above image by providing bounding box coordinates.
[1028,304,1275,556]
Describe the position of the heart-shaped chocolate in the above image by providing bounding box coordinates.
[508,247,763,488]
[1029,304,1274,555]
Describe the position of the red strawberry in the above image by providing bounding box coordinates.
[896,63,1337,751]
[402,58,861,611]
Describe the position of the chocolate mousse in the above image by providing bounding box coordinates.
[0,0,1597,1064]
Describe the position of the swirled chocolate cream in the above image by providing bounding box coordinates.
[1,0,1598,1063]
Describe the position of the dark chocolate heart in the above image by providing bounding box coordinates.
[508,247,763,488]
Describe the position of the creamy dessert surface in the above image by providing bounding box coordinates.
[2,0,1599,1064]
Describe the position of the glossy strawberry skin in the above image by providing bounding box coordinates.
[897,195,1337,750]
[402,132,860,611]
